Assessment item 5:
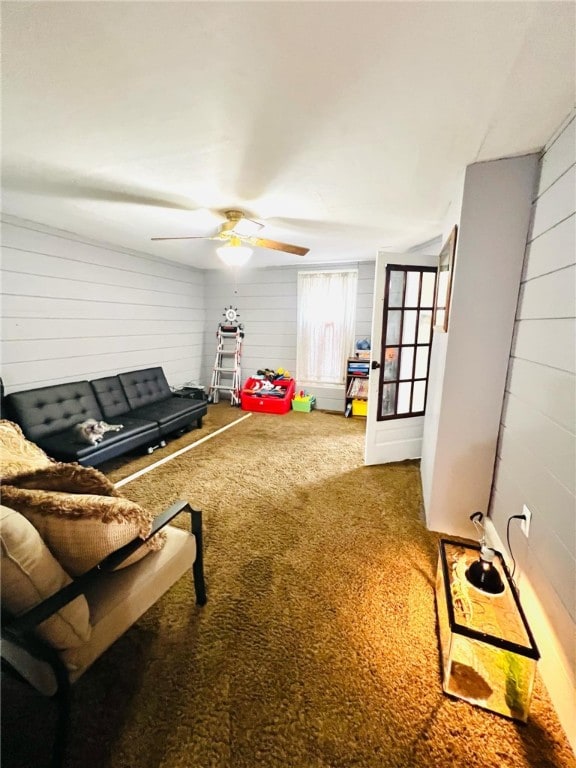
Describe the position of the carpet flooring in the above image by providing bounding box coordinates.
[65,404,575,768]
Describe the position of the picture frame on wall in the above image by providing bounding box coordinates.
[433,225,458,332]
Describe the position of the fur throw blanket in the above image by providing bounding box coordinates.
[1,462,158,535]
[0,421,165,558]
[4,462,121,497]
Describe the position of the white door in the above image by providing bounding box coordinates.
[364,252,437,465]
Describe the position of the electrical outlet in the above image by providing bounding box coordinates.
[521,504,532,537]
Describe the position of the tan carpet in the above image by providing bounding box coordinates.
[66,405,575,768]
[101,403,247,483]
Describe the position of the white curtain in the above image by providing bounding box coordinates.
[297,270,358,385]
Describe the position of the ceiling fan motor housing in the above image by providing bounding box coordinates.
[220,210,245,234]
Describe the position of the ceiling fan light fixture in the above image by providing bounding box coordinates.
[216,240,253,267]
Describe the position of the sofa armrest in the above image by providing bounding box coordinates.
[5,500,205,638]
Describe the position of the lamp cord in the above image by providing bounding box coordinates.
[506,514,526,580]
[470,511,485,547]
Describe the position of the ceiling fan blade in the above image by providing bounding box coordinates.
[2,161,197,210]
[151,236,212,241]
[251,237,309,256]
[151,211,310,255]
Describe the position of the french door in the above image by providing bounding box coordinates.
[365,256,437,465]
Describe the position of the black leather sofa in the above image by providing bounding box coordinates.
[4,367,207,467]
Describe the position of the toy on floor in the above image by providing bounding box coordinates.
[241,376,296,414]
[255,367,291,382]
[292,389,316,412]
[243,378,288,397]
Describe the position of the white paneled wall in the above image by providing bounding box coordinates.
[0,216,375,411]
[202,261,375,411]
[489,113,576,743]
[0,216,205,393]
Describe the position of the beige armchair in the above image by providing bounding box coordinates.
[0,421,206,768]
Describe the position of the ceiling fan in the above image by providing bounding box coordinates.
[151,209,310,265]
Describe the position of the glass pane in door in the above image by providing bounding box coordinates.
[397,382,412,414]
[405,271,420,307]
[399,347,414,379]
[384,348,399,381]
[415,347,429,378]
[386,310,402,345]
[417,310,433,343]
[421,272,436,306]
[377,265,437,421]
[388,271,405,308]
[381,383,397,417]
[402,311,417,344]
[413,380,427,412]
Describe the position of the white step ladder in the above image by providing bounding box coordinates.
[208,310,244,406]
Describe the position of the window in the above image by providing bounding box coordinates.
[297,270,358,386]
[378,265,437,419]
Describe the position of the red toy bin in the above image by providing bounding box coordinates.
[240,377,295,414]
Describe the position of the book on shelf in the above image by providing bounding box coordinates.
[347,378,369,398]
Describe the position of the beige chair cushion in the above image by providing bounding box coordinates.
[1,487,166,577]
[0,420,53,479]
[63,525,196,680]
[0,505,92,650]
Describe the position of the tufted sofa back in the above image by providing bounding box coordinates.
[118,367,171,410]
[90,376,131,419]
[5,382,104,442]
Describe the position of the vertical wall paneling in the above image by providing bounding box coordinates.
[489,113,576,748]
[0,216,205,392]
[0,217,374,412]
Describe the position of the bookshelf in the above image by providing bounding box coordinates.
[344,356,370,417]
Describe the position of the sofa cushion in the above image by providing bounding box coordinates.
[62,525,196,680]
[119,367,172,409]
[0,505,92,651]
[129,397,206,429]
[0,486,167,577]
[36,418,160,463]
[5,381,104,443]
[90,376,131,419]
[0,420,53,479]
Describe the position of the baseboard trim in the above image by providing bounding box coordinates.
[115,412,252,489]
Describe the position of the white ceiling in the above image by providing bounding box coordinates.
[1,2,574,270]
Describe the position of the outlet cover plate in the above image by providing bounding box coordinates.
[521,504,532,537]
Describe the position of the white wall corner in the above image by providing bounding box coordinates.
[421,153,540,540]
